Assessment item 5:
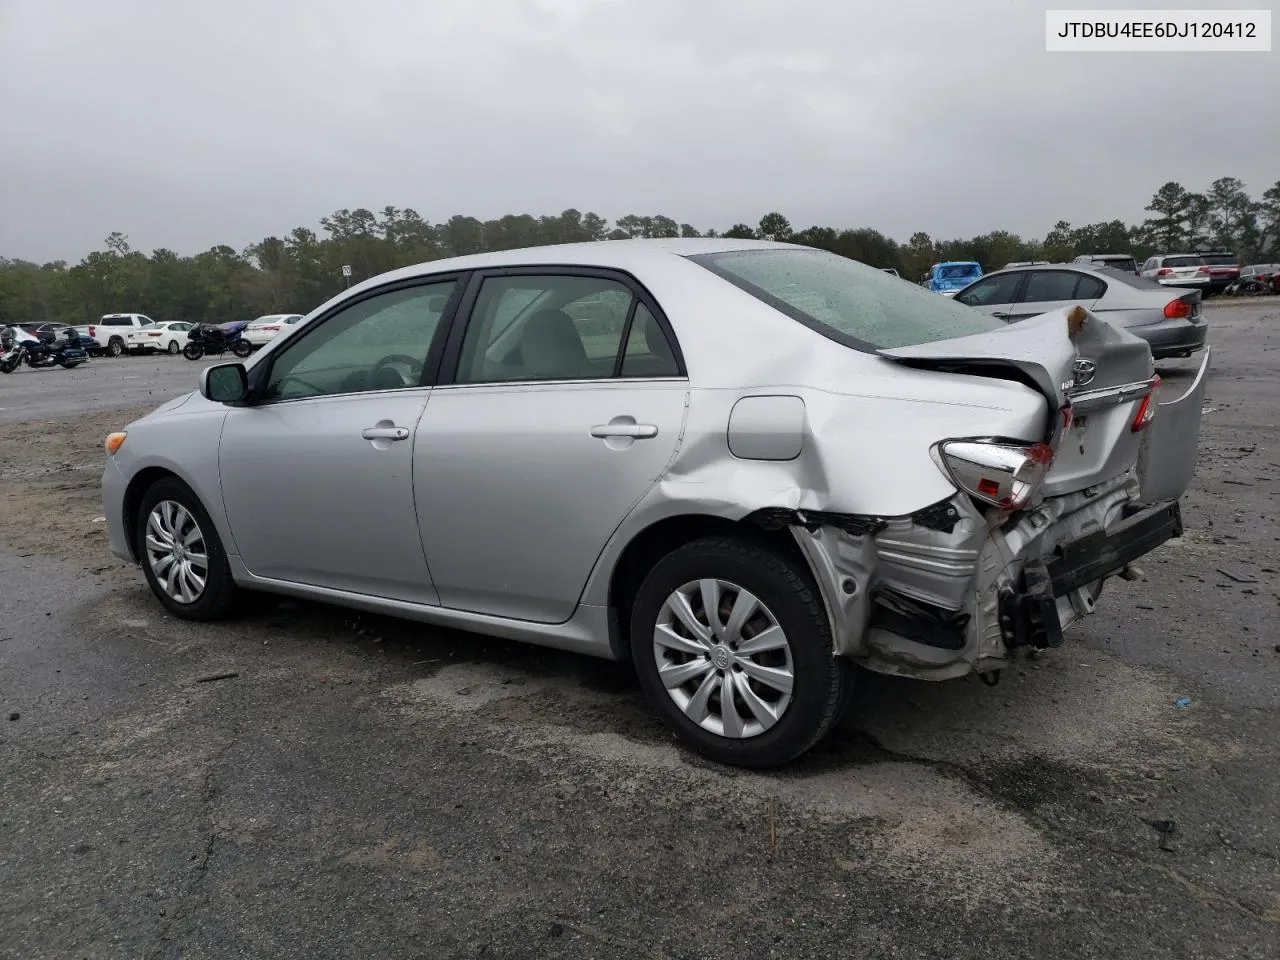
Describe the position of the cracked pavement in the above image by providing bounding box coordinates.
[1,302,1278,958]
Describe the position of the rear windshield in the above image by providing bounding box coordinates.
[688,248,1006,352]
[1163,256,1205,268]
[1094,268,1174,291]
[1199,254,1237,265]
[939,263,981,279]
[1092,256,1137,271]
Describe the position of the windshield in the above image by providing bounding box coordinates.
[688,248,1006,352]
[939,263,981,279]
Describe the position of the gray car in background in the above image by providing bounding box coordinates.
[953,263,1208,360]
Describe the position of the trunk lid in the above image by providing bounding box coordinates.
[879,306,1158,498]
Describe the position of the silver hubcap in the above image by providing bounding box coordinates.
[653,579,794,739]
[144,500,209,604]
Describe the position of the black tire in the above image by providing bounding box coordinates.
[107,337,125,357]
[629,535,845,768]
[135,476,243,621]
[167,339,180,354]
[232,339,253,359]
[183,342,203,361]
[0,357,19,374]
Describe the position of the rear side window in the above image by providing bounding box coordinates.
[1074,275,1107,299]
[689,249,1005,352]
[1022,271,1083,302]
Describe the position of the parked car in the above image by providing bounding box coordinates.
[74,313,157,357]
[1139,255,1210,290]
[126,321,195,355]
[1073,253,1139,276]
[923,261,983,296]
[101,239,1207,768]
[953,263,1208,360]
[1229,263,1280,295]
[244,314,306,347]
[1190,250,1240,295]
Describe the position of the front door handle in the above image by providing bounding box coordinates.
[590,423,658,439]
[991,311,1010,320]
[361,425,409,441]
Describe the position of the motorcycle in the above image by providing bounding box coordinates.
[1,325,90,373]
[183,320,254,361]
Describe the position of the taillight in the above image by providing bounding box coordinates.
[1164,298,1192,319]
[934,439,1055,512]
[263,325,280,332]
[1157,268,1173,276]
[1131,376,1161,433]
[88,325,96,337]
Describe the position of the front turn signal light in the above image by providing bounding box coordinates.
[105,432,127,454]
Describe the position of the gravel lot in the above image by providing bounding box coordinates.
[1,303,1278,959]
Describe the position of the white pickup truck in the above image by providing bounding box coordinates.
[73,313,157,357]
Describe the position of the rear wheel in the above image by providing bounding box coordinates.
[167,339,180,354]
[135,477,243,620]
[183,342,203,361]
[107,337,125,357]
[629,535,845,768]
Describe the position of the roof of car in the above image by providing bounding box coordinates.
[402,238,796,275]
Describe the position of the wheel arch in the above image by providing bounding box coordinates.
[603,512,812,659]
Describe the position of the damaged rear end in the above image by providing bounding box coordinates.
[787,306,1210,680]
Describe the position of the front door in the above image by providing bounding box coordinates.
[952,270,1025,320]
[219,278,461,603]
[414,270,689,624]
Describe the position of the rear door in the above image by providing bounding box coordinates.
[1005,269,1104,322]
[414,268,688,624]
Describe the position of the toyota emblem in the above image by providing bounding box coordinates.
[1072,358,1097,387]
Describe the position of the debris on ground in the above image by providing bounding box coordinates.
[194,671,239,684]
[1174,697,1192,708]
[1216,567,1259,584]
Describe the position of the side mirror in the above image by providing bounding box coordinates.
[200,362,249,404]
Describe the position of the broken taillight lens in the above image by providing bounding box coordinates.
[1130,375,1161,432]
[934,439,1056,512]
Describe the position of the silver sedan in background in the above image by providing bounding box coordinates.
[100,240,1208,768]
[952,262,1209,360]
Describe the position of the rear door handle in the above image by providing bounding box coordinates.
[361,425,409,441]
[590,423,658,439]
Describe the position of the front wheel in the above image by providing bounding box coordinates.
[183,343,203,361]
[629,535,847,768]
[135,477,243,620]
[0,355,20,374]
[231,339,253,359]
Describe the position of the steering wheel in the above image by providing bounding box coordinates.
[370,353,422,387]
[273,374,326,398]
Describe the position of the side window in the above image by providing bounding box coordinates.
[1074,275,1107,300]
[264,279,456,401]
[955,272,1021,307]
[1022,271,1082,302]
[455,274,635,384]
[621,304,681,377]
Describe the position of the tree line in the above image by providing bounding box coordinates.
[2,177,1277,327]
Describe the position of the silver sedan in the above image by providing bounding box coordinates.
[101,239,1208,767]
[952,262,1209,360]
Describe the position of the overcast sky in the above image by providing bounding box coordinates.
[1,0,1276,262]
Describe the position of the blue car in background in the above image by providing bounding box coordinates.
[924,261,983,296]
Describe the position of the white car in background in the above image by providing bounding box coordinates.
[244,314,305,347]
[126,321,195,355]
